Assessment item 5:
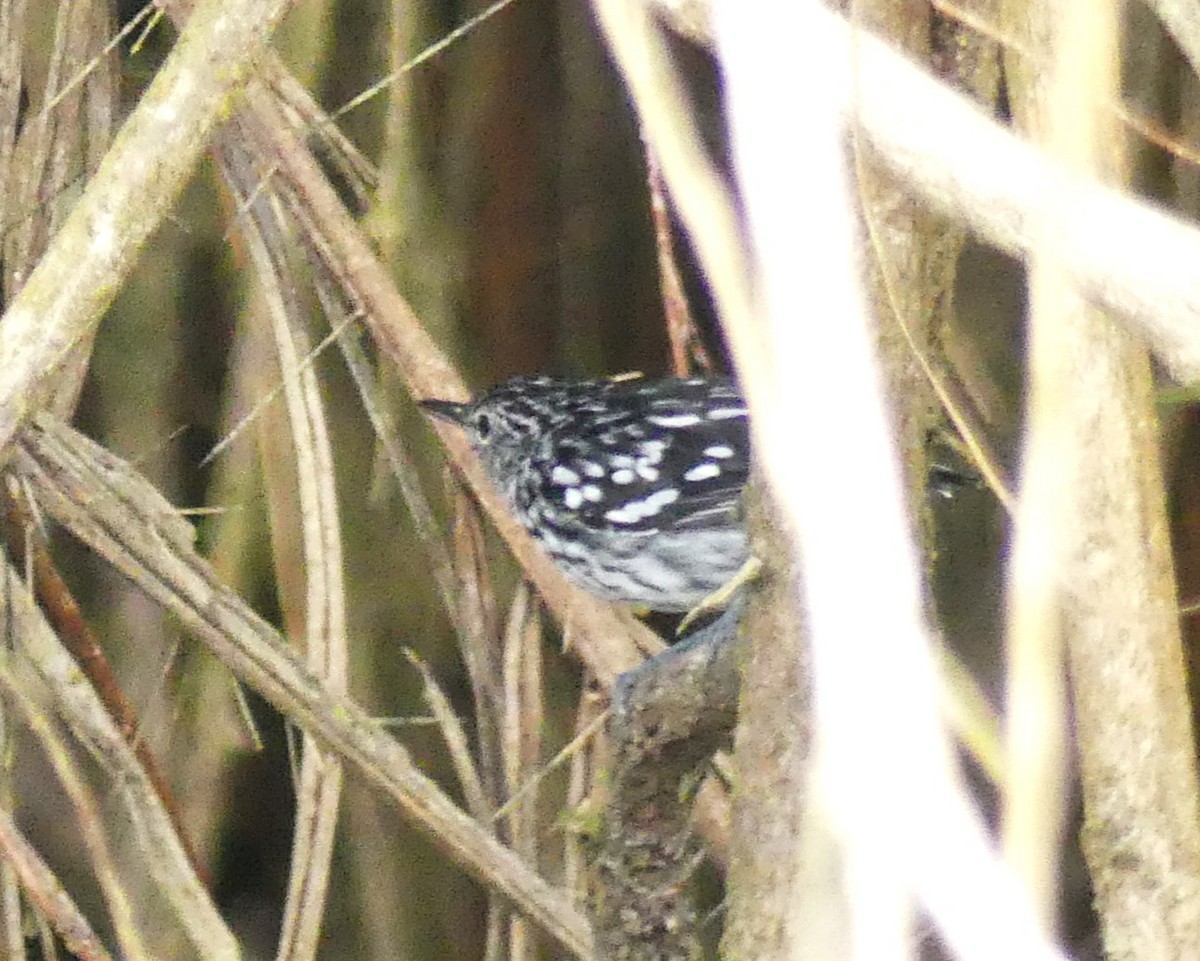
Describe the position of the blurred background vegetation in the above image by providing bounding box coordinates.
[14,0,1200,958]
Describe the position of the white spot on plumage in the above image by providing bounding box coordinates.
[648,413,701,428]
[685,462,721,482]
[564,488,584,510]
[605,488,680,525]
[611,468,635,484]
[552,465,581,486]
[640,440,666,464]
[636,464,660,482]
[582,485,603,502]
[580,461,606,478]
[704,444,735,459]
[707,407,747,420]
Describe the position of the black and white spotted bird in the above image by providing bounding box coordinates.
[420,375,751,612]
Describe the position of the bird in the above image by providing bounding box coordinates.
[420,374,751,613]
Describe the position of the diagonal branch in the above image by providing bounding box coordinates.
[14,415,595,961]
[0,0,297,457]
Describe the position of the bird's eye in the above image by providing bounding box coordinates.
[475,412,492,441]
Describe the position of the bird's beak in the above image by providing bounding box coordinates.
[418,398,470,426]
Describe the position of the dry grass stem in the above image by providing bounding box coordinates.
[502,589,543,960]
[999,0,1107,923]
[1,556,236,960]
[406,648,492,824]
[564,687,606,902]
[1001,0,1200,949]
[848,13,1200,383]
[316,280,462,634]
[228,156,350,961]
[15,416,594,959]
[494,704,610,829]
[0,0,26,251]
[0,0,295,455]
[0,487,209,886]
[0,804,114,961]
[641,143,709,376]
[449,485,505,806]
[0,613,149,961]
[721,0,1060,948]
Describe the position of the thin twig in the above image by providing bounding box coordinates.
[0,487,211,888]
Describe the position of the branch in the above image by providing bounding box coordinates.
[0,0,296,455]
[14,416,594,961]
[635,0,1200,385]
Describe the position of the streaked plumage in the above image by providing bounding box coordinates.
[421,375,751,611]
